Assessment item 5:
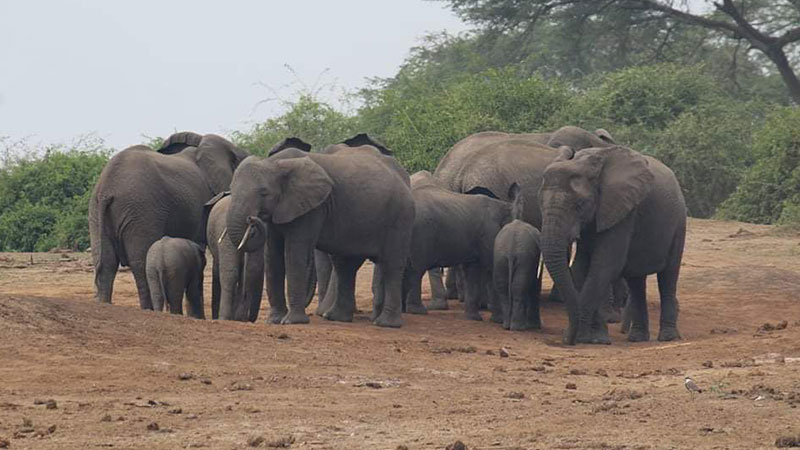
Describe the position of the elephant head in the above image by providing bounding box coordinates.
[539,146,653,344]
[547,126,616,151]
[159,132,249,194]
[226,156,334,250]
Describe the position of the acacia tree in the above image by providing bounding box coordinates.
[442,0,800,103]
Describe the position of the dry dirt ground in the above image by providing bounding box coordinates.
[1,218,800,450]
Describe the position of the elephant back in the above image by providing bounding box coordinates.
[159,132,204,154]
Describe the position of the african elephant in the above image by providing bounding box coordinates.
[226,137,415,328]
[204,192,265,322]
[433,126,617,306]
[539,146,686,345]
[89,132,248,309]
[493,183,542,331]
[403,171,510,321]
[145,236,206,318]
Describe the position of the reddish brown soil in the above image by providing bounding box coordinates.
[1,218,800,450]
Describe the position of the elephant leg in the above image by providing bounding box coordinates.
[130,259,154,311]
[318,263,339,317]
[322,256,363,322]
[146,266,165,312]
[427,267,447,309]
[186,274,205,319]
[493,257,511,329]
[510,260,537,331]
[373,261,404,328]
[246,250,266,323]
[455,265,467,303]
[93,233,119,304]
[620,300,633,334]
[603,278,626,323]
[280,232,315,325]
[625,276,650,342]
[404,268,428,315]
[314,251,333,316]
[211,259,221,320]
[444,267,459,300]
[371,264,385,321]
[164,278,185,316]
[527,263,543,330]
[265,230,288,324]
[484,267,502,324]
[656,264,681,341]
[462,263,483,321]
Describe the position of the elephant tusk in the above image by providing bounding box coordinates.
[218,227,228,244]
[237,224,254,251]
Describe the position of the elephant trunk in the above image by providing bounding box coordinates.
[226,199,265,253]
[541,211,580,345]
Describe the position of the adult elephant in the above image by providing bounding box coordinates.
[226,137,414,328]
[540,146,686,345]
[433,126,615,307]
[89,132,248,309]
[204,192,264,322]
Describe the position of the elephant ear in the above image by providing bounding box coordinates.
[342,133,393,156]
[202,191,230,243]
[595,147,654,233]
[464,186,499,199]
[195,135,248,194]
[158,131,203,154]
[594,129,616,145]
[269,137,312,156]
[272,157,334,224]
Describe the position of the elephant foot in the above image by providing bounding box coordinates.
[627,327,650,342]
[427,299,449,310]
[657,327,681,342]
[575,325,611,345]
[489,312,503,324]
[509,322,529,331]
[322,306,354,322]
[604,308,622,324]
[314,304,328,317]
[280,310,310,325]
[373,311,403,328]
[267,309,287,324]
[465,311,483,321]
[405,302,428,315]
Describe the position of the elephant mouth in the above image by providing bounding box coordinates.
[237,216,266,251]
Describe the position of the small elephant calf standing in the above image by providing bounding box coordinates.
[145,237,206,319]
[493,183,542,331]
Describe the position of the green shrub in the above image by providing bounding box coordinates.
[231,95,359,155]
[717,107,800,224]
[360,68,571,171]
[0,140,110,251]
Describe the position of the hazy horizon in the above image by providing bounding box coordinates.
[0,1,467,150]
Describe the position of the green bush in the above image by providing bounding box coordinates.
[360,68,571,171]
[0,141,110,251]
[231,94,359,155]
[718,107,800,224]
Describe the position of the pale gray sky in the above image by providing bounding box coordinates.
[0,1,467,149]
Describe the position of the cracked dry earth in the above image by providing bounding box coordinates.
[1,218,800,450]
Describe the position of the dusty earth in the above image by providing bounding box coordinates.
[1,218,800,450]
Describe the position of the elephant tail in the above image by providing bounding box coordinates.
[158,269,168,313]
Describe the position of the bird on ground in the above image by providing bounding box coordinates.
[685,376,702,398]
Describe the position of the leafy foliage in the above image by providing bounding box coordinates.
[717,107,800,224]
[0,139,110,251]
[360,68,570,171]
[231,94,359,155]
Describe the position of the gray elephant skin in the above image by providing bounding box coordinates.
[205,192,265,322]
[539,146,686,345]
[493,183,542,331]
[403,170,510,321]
[226,137,415,328]
[89,132,248,310]
[145,236,206,318]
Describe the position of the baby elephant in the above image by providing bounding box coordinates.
[146,237,206,319]
[493,183,542,331]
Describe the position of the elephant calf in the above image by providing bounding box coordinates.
[493,183,542,331]
[404,171,510,321]
[145,237,206,319]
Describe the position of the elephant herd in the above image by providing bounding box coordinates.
[89,125,687,345]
